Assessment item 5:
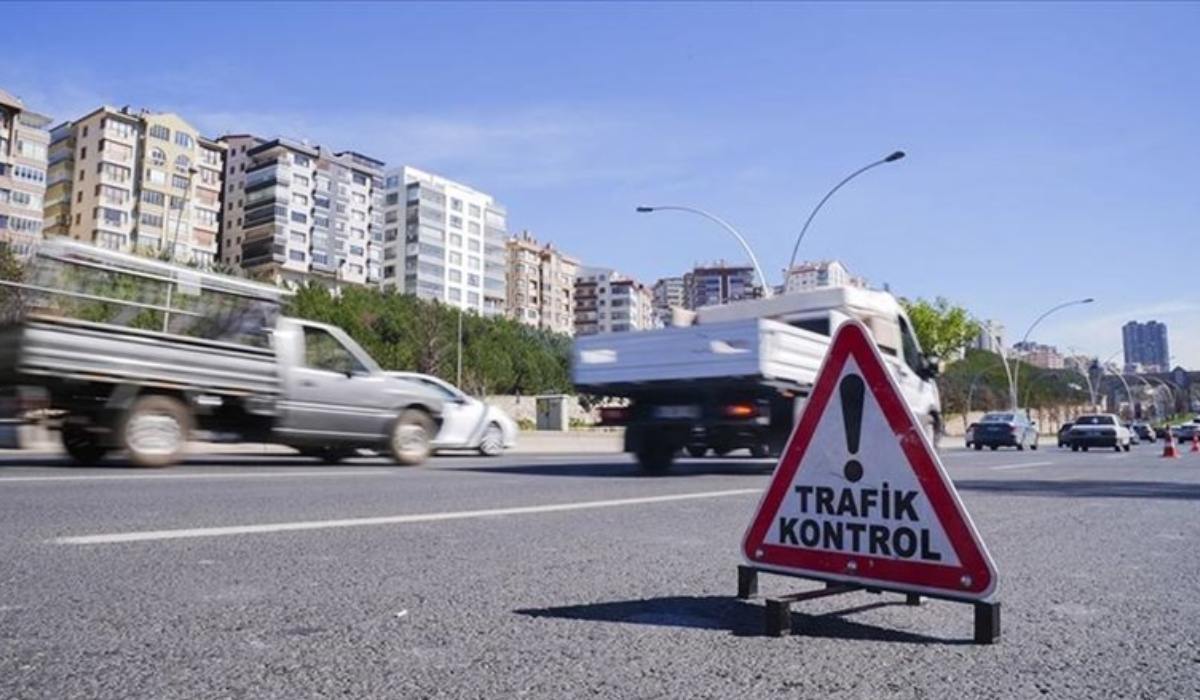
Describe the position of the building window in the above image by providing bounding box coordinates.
[448,269,462,283]
[175,154,191,169]
[289,250,306,262]
[469,204,481,217]
[149,124,170,141]
[449,233,463,247]
[171,174,190,189]
[140,212,163,228]
[150,148,166,166]
[449,215,462,229]
[468,221,480,235]
[448,251,462,266]
[467,238,480,253]
[291,211,308,224]
[174,132,194,149]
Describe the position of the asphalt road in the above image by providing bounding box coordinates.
[1,444,1198,699]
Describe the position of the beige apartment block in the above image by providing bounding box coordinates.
[44,106,224,266]
[0,88,51,254]
[219,135,385,287]
[506,230,579,336]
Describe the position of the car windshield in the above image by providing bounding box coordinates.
[981,413,1014,423]
[1075,415,1115,426]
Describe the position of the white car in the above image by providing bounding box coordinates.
[1067,414,1132,452]
[387,373,518,456]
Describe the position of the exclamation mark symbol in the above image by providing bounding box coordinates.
[840,374,865,483]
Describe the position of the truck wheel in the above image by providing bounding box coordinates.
[389,409,434,465]
[120,395,190,468]
[61,422,108,465]
[749,443,769,458]
[635,443,675,474]
[685,445,708,458]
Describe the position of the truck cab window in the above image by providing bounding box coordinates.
[303,327,364,375]
[898,316,922,373]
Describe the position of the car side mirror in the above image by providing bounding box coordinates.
[921,355,941,379]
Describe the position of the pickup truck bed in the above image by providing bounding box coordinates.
[573,317,827,396]
[1,314,279,399]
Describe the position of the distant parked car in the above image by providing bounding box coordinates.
[1172,422,1200,444]
[1057,422,1075,448]
[972,411,1039,451]
[387,372,518,456]
[1068,414,1131,452]
[1130,423,1155,442]
[965,422,978,448]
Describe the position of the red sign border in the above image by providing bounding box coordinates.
[741,319,998,601]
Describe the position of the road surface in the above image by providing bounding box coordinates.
[1,445,1198,698]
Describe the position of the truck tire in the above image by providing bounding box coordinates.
[685,445,708,458]
[120,395,191,468]
[749,443,769,458]
[61,422,108,465]
[389,409,435,466]
[635,443,676,474]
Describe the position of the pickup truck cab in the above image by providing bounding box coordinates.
[0,240,442,467]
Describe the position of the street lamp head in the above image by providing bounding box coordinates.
[1081,297,1095,304]
[884,150,906,163]
[635,206,654,213]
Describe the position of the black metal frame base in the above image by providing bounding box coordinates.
[737,565,1000,643]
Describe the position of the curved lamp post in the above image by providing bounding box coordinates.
[1008,297,1095,409]
[636,205,773,298]
[786,150,906,275]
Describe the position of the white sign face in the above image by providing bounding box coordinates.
[764,357,959,568]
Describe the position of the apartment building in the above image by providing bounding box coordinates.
[574,266,656,336]
[651,276,685,326]
[1013,340,1065,370]
[219,135,385,287]
[783,259,866,293]
[684,262,761,309]
[0,89,51,255]
[1122,320,1169,373]
[381,166,507,316]
[506,230,579,335]
[44,106,224,266]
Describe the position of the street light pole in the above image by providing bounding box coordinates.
[1008,297,1095,409]
[635,205,773,298]
[786,150,906,275]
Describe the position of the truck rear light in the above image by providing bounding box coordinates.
[599,407,629,425]
[724,403,759,419]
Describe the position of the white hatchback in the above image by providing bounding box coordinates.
[387,373,519,456]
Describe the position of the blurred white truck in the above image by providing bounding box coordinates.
[573,285,942,472]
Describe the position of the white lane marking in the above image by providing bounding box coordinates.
[53,488,762,545]
[989,461,1054,471]
[0,469,395,484]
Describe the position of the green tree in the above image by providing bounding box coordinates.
[900,296,979,360]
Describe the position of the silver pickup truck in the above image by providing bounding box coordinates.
[0,240,442,467]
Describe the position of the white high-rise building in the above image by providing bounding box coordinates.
[652,276,685,326]
[574,266,656,336]
[784,260,866,293]
[973,319,1006,353]
[381,166,507,315]
[218,135,385,287]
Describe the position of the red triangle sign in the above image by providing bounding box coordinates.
[742,319,998,601]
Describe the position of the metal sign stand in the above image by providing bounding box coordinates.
[737,565,1001,643]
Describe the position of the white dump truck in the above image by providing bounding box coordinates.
[572,285,942,472]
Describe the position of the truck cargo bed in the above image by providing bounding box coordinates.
[572,318,827,395]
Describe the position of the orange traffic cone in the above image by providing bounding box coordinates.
[1191,434,1199,453]
[1162,430,1180,459]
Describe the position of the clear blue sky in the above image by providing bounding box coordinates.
[4,2,1197,366]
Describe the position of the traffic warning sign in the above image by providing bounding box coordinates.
[742,319,998,601]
